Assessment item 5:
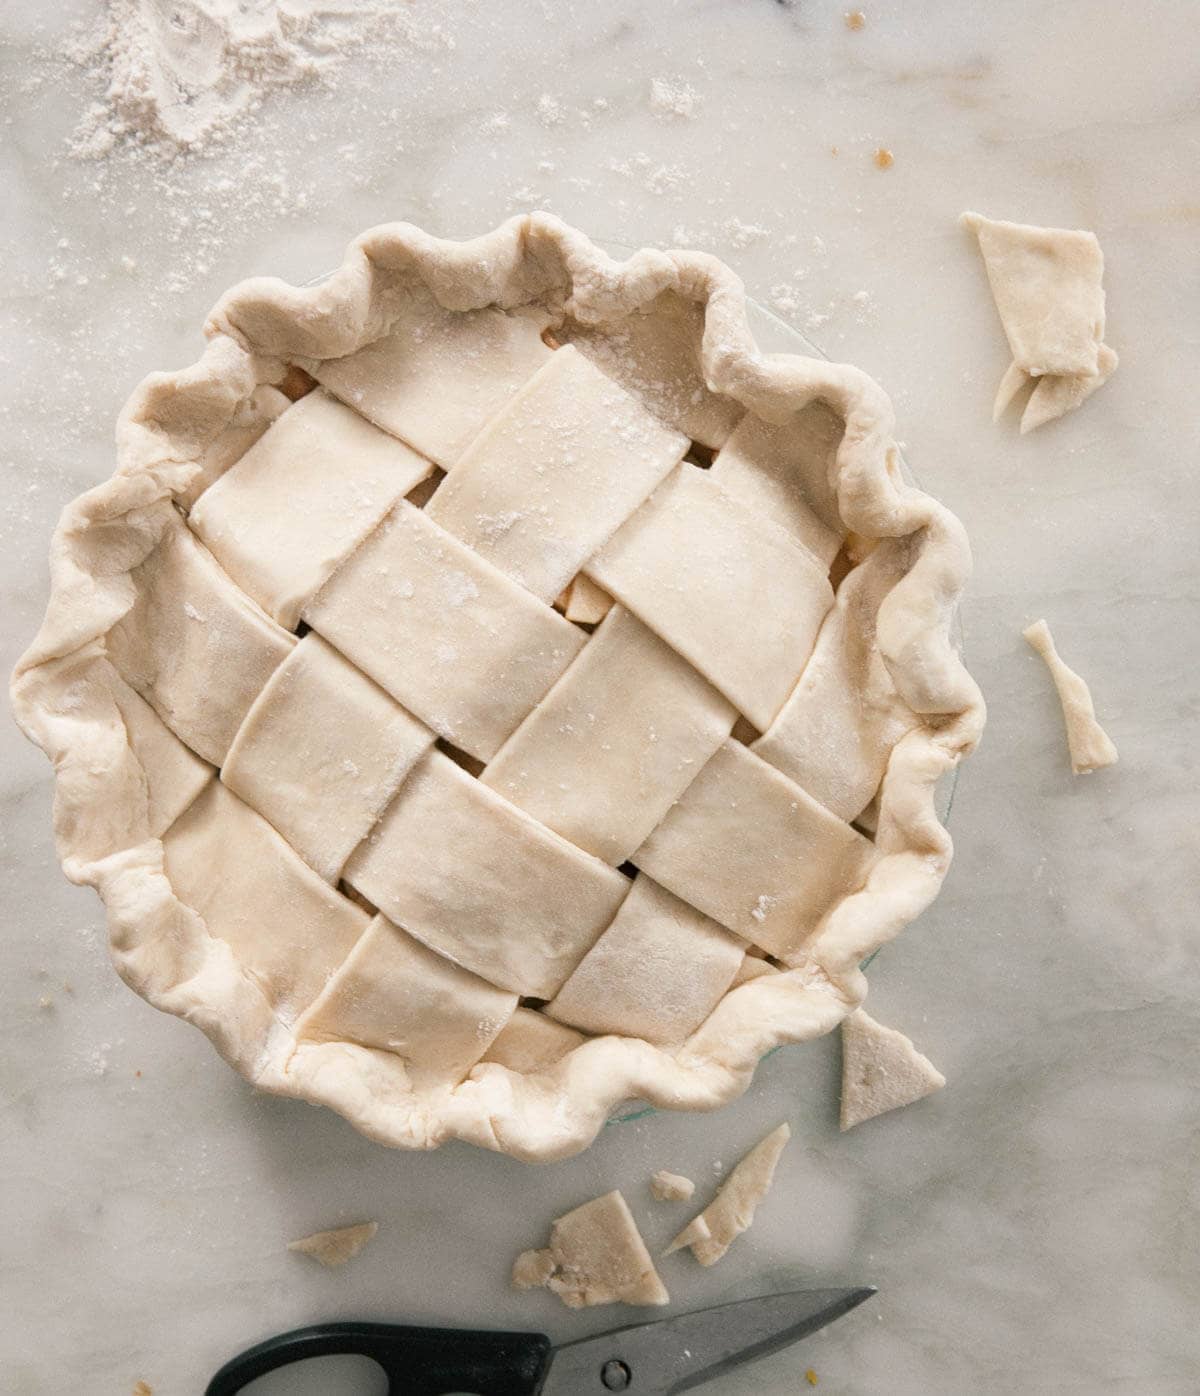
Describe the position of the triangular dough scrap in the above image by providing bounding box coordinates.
[840,1009,945,1131]
[1023,619,1118,774]
[665,1122,790,1265]
[512,1190,669,1309]
[961,211,1105,378]
[288,1222,378,1268]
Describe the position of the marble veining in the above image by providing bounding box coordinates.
[1,1,1197,1392]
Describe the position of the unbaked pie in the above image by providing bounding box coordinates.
[12,214,984,1161]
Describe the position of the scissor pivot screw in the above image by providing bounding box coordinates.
[601,1358,632,1390]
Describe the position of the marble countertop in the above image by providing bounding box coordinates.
[2,1,1198,1392]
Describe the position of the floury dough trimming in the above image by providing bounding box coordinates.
[69,0,453,158]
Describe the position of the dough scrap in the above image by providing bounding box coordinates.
[512,1190,669,1308]
[288,1221,378,1268]
[1023,619,1118,774]
[839,1008,945,1130]
[650,1169,695,1202]
[962,211,1117,431]
[563,573,614,624]
[665,1122,790,1265]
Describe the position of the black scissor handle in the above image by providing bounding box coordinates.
[205,1320,553,1396]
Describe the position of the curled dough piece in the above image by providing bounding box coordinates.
[1023,619,1118,775]
[962,211,1117,432]
[665,1123,790,1265]
[287,1221,378,1268]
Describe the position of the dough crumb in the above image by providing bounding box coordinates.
[840,1010,945,1130]
[132,1383,153,1396]
[961,211,1117,432]
[650,1169,696,1202]
[845,11,867,31]
[1023,620,1118,774]
[873,148,894,170]
[287,1222,378,1268]
[512,1190,668,1309]
[665,1123,790,1265]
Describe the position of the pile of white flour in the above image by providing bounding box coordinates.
[69,0,444,158]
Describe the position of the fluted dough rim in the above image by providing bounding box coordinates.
[11,213,985,1162]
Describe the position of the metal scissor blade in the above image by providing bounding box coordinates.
[539,1286,876,1395]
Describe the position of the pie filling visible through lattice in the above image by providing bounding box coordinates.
[12,215,985,1161]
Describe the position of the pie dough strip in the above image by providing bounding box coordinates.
[961,211,1106,378]
[314,287,554,470]
[545,875,744,1047]
[295,914,517,1090]
[588,465,834,731]
[482,605,736,866]
[303,500,585,762]
[633,739,878,958]
[222,634,433,883]
[1023,619,1118,774]
[106,514,296,767]
[481,1008,585,1075]
[189,388,434,629]
[176,385,289,511]
[709,406,843,565]
[344,750,630,999]
[753,540,917,821]
[163,782,369,1024]
[426,345,689,604]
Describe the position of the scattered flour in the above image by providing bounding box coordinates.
[649,77,701,121]
[67,0,454,160]
[535,93,567,127]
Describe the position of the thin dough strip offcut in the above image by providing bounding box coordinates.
[1023,619,1118,774]
[665,1122,790,1265]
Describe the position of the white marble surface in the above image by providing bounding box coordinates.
[2,2,1198,1392]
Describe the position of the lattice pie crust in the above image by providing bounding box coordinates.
[12,215,984,1161]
